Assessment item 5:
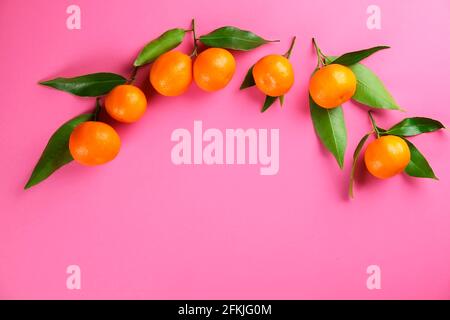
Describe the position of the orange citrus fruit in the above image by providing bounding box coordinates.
[364,135,411,179]
[69,121,121,166]
[309,64,357,109]
[193,48,236,92]
[105,84,147,123]
[252,54,294,97]
[150,51,192,96]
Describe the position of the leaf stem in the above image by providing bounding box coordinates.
[128,66,139,84]
[284,36,297,59]
[190,18,198,57]
[368,111,381,138]
[93,97,101,121]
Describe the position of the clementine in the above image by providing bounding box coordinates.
[193,48,236,92]
[69,121,121,166]
[105,84,147,123]
[364,135,411,179]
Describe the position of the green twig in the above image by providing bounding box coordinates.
[368,111,381,138]
[312,38,327,67]
[284,36,297,59]
[128,66,139,84]
[93,97,101,121]
[190,18,198,57]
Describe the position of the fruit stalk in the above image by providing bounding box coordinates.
[93,97,101,121]
[368,111,381,138]
[190,18,198,57]
[312,38,327,67]
[284,36,297,59]
[128,66,139,84]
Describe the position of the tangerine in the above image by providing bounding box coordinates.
[150,51,192,96]
[252,54,294,97]
[309,64,357,109]
[193,48,236,92]
[364,135,411,179]
[105,84,147,123]
[69,121,121,166]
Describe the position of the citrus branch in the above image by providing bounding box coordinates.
[284,36,297,59]
[93,97,101,121]
[128,66,139,84]
[190,18,198,57]
[312,38,327,68]
[368,111,381,138]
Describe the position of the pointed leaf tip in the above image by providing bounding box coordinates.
[309,96,347,169]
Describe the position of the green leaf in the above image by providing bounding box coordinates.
[134,28,186,66]
[25,113,93,189]
[309,96,347,168]
[279,95,285,106]
[324,56,335,64]
[349,63,402,110]
[261,95,278,113]
[384,117,445,137]
[39,73,126,97]
[199,26,276,51]
[349,133,370,198]
[404,139,438,179]
[240,65,255,90]
[331,46,390,66]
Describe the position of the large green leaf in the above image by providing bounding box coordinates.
[404,139,438,179]
[25,113,93,189]
[349,133,370,198]
[39,73,126,97]
[199,26,276,51]
[349,63,402,110]
[331,46,389,66]
[134,28,186,66]
[384,117,445,137]
[310,96,347,168]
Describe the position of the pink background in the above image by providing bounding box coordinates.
[1,0,449,299]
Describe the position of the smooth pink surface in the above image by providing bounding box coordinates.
[1,0,449,299]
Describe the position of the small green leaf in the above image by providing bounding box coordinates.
[385,117,445,137]
[199,26,276,51]
[240,65,255,90]
[279,95,285,106]
[324,56,335,64]
[134,28,186,66]
[39,73,126,97]
[349,133,370,198]
[331,46,390,66]
[25,113,93,189]
[310,96,347,169]
[404,140,438,179]
[349,63,402,110]
[261,95,278,113]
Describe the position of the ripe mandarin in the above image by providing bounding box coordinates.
[193,48,236,92]
[252,54,294,97]
[150,51,192,96]
[364,135,411,179]
[309,64,357,109]
[69,121,121,166]
[105,84,147,123]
